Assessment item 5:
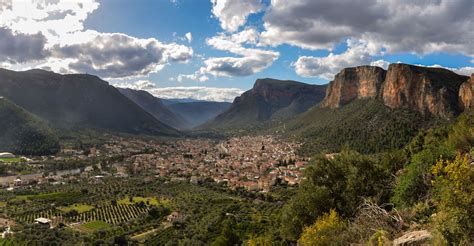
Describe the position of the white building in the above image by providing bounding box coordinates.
[0,153,14,158]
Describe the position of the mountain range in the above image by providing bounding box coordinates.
[0,63,472,155]
[117,88,189,130]
[0,68,178,136]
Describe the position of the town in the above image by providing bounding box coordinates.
[1,136,308,192]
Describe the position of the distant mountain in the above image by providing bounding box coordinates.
[0,68,179,136]
[0,97,59,155]
[162,98,209,105]
[168,101,231,129]
[117,88,189,130]
[202,78,327,129]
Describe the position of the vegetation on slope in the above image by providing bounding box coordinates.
[0,98,59,155]
[286,99,438,155]
[259,109,473,244]
[0,68,179,136]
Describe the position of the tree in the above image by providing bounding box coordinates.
[281,150,392,240]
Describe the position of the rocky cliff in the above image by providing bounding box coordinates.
[202,78,327,129]
[322,66,386,108]
[382,64,466,118]
[459,74,473,110]
[322,64,469,118]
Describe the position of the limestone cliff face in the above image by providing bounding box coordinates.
[321,64,468,118]
[321,66,386,108]
[459,74,474,110]
[382,64,467,118]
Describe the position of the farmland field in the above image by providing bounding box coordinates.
[78,221,111,233]
[0,157,22,163]
[118,196,159,206]
[59,204,94,213]
[13,192,83,202]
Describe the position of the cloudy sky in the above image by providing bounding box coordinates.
[1,0,473,101]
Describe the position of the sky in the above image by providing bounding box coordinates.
[0,0,473,101]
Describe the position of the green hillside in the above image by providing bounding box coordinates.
[285,99,439,155]
[0,98,59,155]
[0,68,179,136]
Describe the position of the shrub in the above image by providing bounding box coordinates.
[280,150,393,240]
[298,209,347,246]
[431,154,474,244]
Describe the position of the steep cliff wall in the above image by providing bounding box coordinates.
[459,74,474,110]
[321,64,468,119]
[382,64,467,118]
[322,66,386,108]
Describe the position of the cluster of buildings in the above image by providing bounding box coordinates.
[127,136,309,192]
[1,135,309,192]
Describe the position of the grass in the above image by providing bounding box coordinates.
[118,196,162,206]
[58,204,94,213]
[12,191,82,202]
[0,157,22,163]
[77,221,111,233]
[0,238,13,246]
[0,201,6,208]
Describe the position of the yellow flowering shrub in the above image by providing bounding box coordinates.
[298,209,346,246]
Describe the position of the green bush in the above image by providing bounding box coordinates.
[280,150,393,240]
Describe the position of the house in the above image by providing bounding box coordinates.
[167,211,184,224]
[34,217,51,225]
[0,218,15,238]
[0,153,15,158]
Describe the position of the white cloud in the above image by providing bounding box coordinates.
[185,32,192,43]
[177,73,209,82]
[147,86,243,102]
[1,0,100,46]
[211,0,263,32]
[425,64,474,76]
[261,0,473,55]
[49,31,193,78]
[0,0,194,79]
[183,29,279,79]
[293,39,383,80]
[114,80,157,90]
[370,60,390,70]
[114,83,243,102]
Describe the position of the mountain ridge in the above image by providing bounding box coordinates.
[117,88,190,130]
[0,68,179,136]
[322,63,470,119]
[202,78,327,129]
[0,97,60,155]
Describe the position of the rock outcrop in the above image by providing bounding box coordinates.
[393,230,432,246]
[321,64,469,119]
[322,66,386,108]
[382,64,466,119]
[459,74,474,110]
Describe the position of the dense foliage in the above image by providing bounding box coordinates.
[0,98,59,155]
[269,110,473,244]
[279,150,397,240]
[287,99,436,155]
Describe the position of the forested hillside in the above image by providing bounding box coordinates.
[0,98,59,155]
